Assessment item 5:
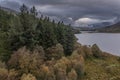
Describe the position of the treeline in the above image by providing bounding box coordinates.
[0,4,75,61]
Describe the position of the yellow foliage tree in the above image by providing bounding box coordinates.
[68,69,77,80]
[0,68,18,80]
[21,73,36,80]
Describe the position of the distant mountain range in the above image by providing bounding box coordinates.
[73,18,120,31]
[1,6,120,33]
[0,6,18,14]
[92,22,113,28]
[54,17,120,32]
[98,22,120,33]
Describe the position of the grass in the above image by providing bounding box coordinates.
[83,55,120,80]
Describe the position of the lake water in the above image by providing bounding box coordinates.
[75,33,120,56]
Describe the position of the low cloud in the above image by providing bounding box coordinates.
[73,17,118,27]
[0,0,120,26]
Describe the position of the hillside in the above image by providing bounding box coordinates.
[98,22,120,33]
[0,4,120,80]
[0,6,18,15]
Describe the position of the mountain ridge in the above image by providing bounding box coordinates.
[98,21,120,33]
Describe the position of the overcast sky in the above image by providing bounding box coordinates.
[0,0,120,26]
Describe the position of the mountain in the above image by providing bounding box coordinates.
[73,17,119,31]
[92,22,112,28]
[93,17,119,29]
[0,6,18,14]
[72,22,114,31]
[98,22,120,33]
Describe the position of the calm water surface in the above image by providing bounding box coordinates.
[75,33,120,56]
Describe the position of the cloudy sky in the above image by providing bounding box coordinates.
[0,0,120,26]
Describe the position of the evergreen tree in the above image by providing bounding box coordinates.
[8,4,36,50]
[35,20,58,49]
[35,21,46,47]
[65,25,75,55]
[20,4,29,14]
[30,6,38,17]
[56,23,75,55]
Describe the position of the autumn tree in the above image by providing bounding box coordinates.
[21,73,37,80]
[8,47,45,74]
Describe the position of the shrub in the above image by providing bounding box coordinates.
[117,57,120,62]
[0,68,18,80]
[82,45,93,58]
[73,43,92,59]
[39,65,50,79]
[73,42,81,50]
[56,68,67,80]
[0,68,8,80]
[46,44,64,60]
[54,57,71,72]
[91,44,102,58]
[70,53,84,79]
[8,69,19,80]
[8,47,28,69]
[67,69,77,80]
[21,73,37,80]
[76,48,85,58]
[54,57,72,80]
[8,46,45,74]
[0,61,6,68]
[33,46,45,60]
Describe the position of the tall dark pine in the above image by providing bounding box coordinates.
[44,21,57,48]
[56,23,75,56]
[56,22,67,54]
[30,6,38,17]
[19,4,30,31]
[35,20,58,49]
[65,25,75,55]
[20,4,29,14]
[35,21,46,47]
[9,4,35,50]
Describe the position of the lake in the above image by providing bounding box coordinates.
[75,33,120,56]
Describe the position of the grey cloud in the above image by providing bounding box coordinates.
[0,0,120,25]
[0,0,21,11]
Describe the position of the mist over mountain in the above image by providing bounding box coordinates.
[1,2,120,31]
[72,17,119,28]
[1,0,120,29]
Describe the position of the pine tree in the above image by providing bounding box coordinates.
[8,4,36,50]
[20,4,29,15]
[30,6,38,17]
[65,25,75,55]
[35,21,46,47]
[56,22,67,53]
[36,20,58,49]
[56,23,75,56]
